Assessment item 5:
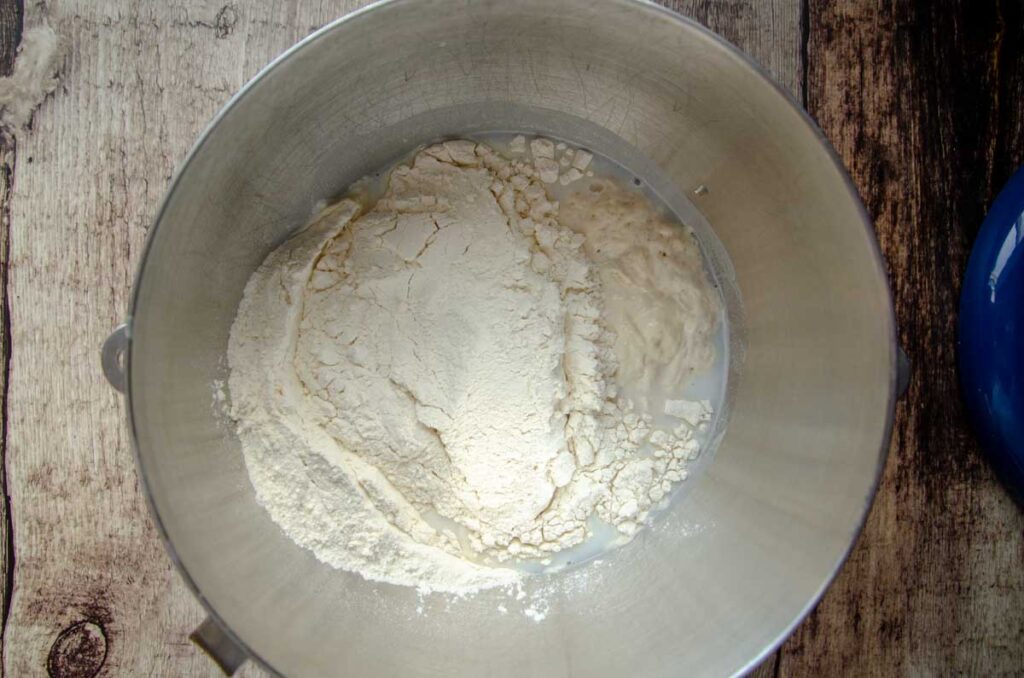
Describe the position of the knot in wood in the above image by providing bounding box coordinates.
[46,620,108,678]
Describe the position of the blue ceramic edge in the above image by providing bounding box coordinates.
[958,166,1024,506]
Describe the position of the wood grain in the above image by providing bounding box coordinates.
[780,1,1024,675]
[0,0,20,658]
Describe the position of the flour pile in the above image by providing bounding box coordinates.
[227,138,720,594]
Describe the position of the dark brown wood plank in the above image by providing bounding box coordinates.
[780,1,1024,674]
[0,0,20,654]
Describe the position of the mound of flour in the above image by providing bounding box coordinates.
[227,139,719,593]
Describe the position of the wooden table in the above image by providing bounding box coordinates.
[0,1,1020,675]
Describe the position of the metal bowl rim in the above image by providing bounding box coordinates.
[123,1,898,675]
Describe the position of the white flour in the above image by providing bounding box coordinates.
[227,138,719,595]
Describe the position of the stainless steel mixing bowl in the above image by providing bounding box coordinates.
[101,0,898,675]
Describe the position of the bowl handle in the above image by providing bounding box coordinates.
[190,616,249,675]
[100,324,128,393]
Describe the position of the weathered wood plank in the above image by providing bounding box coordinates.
[0,0,20,654]
[780,1,1024,674]
[0,2,366,675]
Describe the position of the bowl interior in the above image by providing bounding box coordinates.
[128,1,895,676]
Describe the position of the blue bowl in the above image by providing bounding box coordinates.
[958,166,1024,506]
